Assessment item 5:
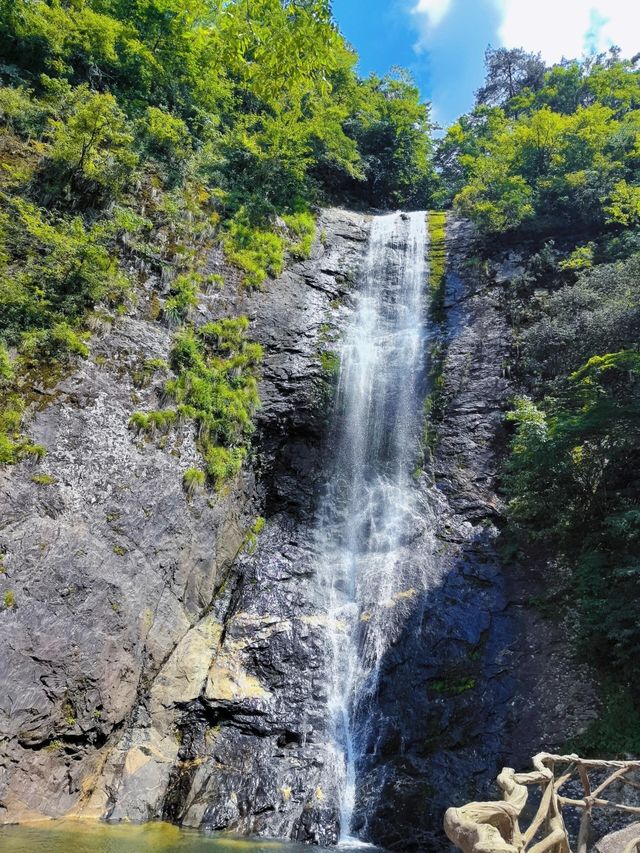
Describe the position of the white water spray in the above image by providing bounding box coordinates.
[315,212,430,841]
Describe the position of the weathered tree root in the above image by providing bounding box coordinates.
[445,754,640,853]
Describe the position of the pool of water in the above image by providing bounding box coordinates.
[0,822,383,853]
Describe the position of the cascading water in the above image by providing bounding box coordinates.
[315,211,433,842]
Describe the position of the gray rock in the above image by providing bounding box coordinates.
[0,208,601,852]
[596,823,640,853]
[0,208,370,840]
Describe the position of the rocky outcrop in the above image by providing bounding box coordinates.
[349,218,600,852]
[0,209,600,851]
[0,209,370,837]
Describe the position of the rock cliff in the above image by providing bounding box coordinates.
[0,210,597,850]
[0,208,368,839]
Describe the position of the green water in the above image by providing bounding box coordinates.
[0,822,378,852]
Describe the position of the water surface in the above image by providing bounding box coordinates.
[0,822,382,853]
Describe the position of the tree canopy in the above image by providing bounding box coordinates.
[436,50,640,234]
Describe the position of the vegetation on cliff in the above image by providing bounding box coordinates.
[1,0,639,756]
[130,318,263,491]
[437,48,640,753]
[0,0,436,478]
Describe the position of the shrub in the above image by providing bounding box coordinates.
[283,212,316,260]
[183,467,205,497]
[0,85,46,136]
[0,391,46,465]
[568,686,640,757]
[3,590,15,608]
[132,319,262,491]
[0,344,14,385]
[0,196,131,346]
[504,353,640,718]
[559,243,595,271]
[203,445,246,490]
[144,107,190,163]
[163,273,201,326]
[245,515,266,555]
[46,87,138,199]
[320,350,340,378]
[20,323,89,362]
[223,209,285,289]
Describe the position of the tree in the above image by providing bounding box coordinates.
[47,87,137,199]
[476,47,546,112]
[336,70,437,207]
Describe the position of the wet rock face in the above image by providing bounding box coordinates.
[0,208,598,851]
[0,314,256,823]
[160,519,342,845]
[350,219,599,853]
[0,209,370,836]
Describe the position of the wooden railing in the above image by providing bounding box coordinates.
[444,753,640,853]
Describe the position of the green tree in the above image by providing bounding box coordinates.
[46,87,137,199]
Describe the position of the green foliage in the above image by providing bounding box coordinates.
[605,180,640,226]
[520,253,640,381]
[21,323,90,362]
[144,107,190,164]
[183,466,205,497]
[439,45,640,758]
[0,195,130,346]
[223,210,317,286]
[430,676,477,695]
[0,389,47,465]
[129,409,177,435]
[0,0,437,465]
[428,211,447,319]
[30,473,56,485]
[475,48,545,111]
[284,212,316,260]
[0,344,14,384]
[0,84,46,136]
[319,350,340,378]
[418,213,448,467]
[245,515,266,555]
[163,273,200,325]
[134,318,262,490]
[440,52,640,235]
[505,352,640,717]
[46,87,137,199]
[559,243,595,271]
[3,590,15,608]
[568,686,640,757]
[222,210,285,289]
[337,70,437,207]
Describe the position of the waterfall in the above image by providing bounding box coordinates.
[316,211,431,842]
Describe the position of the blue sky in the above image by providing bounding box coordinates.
[332,0,640,129]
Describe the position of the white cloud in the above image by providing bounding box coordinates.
[493,0,640,63]
[411,0,454,48]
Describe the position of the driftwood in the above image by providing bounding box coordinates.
[444,753,640,853]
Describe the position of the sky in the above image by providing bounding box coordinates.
[332,0,640,129]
